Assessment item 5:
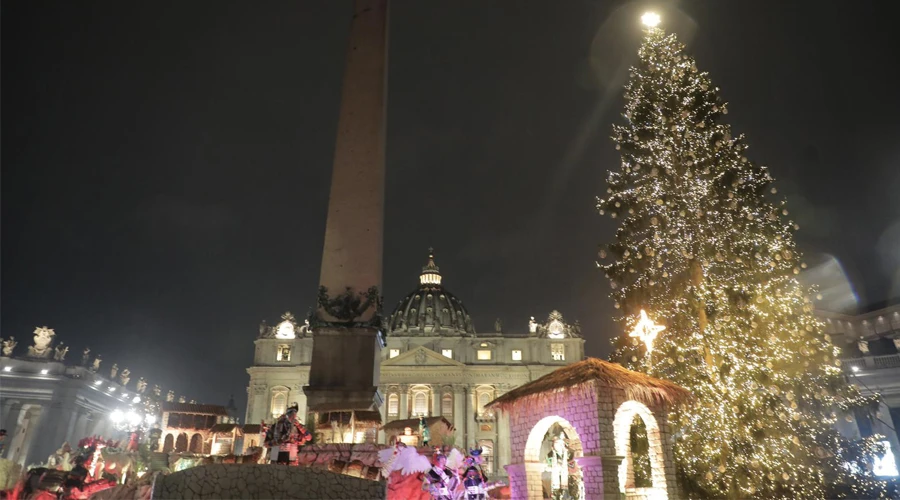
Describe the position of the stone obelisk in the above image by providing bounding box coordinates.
[304,0,388,416]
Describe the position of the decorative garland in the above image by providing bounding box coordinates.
[311,286,386,332]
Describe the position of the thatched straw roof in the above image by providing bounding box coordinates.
[487,357,690,411]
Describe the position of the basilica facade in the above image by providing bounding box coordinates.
[245,252,585,476]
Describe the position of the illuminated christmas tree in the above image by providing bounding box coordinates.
[598,17,887,499]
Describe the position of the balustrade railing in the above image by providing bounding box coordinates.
[842,354,900,372]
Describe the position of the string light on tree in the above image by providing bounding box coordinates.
[598,13,887,499]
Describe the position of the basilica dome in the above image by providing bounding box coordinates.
[387,250,475,336]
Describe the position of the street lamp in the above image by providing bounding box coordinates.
[110,406,157,434]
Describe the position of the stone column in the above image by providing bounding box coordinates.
[1,401,22,445]
[575,455,605,499]
[377,387,387,443]
[601,454,625,500]
[524,461,544,500]
[466,386,477,449]
[16,406,44,466]
[430,386,440,417]
[452,385,465,445]
[305,0,389,414]
[495,401,512,476]
[399,386,409,420]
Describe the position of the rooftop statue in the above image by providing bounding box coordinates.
[28,326,55,358]
[2,337,17,356]
[54,343,68,361]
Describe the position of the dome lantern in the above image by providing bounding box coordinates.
[420,247,442,285]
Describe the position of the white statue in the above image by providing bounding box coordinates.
[110,363,118,379]
[91,355,102,372]
[47,442,73,471]
[528,316,538,333]
[178,395,186,403]
[54,343,68,361]
[120,368,131,386]
[27,326,55,358]
[2,337,17,356]
[546,434,570,494]
[166,390,175,402]
[136,377,147,393]
[82,347,91,366]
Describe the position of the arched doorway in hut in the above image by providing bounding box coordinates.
[162,434,174,453]
[175,432,188,453]
[524,415,584,500]
[613,400,668,499]
[189,433,203,453]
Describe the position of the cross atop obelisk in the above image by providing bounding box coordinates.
[304,0,389,417]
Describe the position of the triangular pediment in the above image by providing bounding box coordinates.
[382,346,465,367]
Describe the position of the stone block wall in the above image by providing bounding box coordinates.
[503,382,602,500]
[506,383,600,462]
[152,464,385,499]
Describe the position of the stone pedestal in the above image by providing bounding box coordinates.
[575,455,605,499]
[304,327,383,412]
[601,454,625,500]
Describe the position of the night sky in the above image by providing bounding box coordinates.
[3,1,899,414]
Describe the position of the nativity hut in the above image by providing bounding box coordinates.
[487,357,689,500]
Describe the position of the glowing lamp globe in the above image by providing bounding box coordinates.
[641,12,661,28]
[110,409,124,424]
[126,411,142,426]
[145,414,157,425]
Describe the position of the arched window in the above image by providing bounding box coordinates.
[276,344,291,361]
[175,433,188,452]
[441,393,453,418]
[162,434,174,453]
[388,394,399,417]
[189,433,203,453]
[477,387,495,419]
[630,414,652,487]
[479,393,491,411]
[271,392,287,419]
[413,392,428,416]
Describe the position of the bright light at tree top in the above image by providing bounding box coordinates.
[641,12,661,28]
